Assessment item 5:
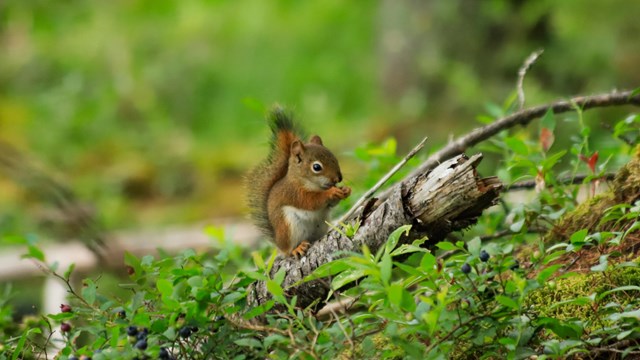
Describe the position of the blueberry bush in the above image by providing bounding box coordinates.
[3,93,640,359]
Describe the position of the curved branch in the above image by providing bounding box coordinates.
[506,173,616,191]
[380,89,640,201]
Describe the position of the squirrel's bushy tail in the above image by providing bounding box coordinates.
[247,106,301,239]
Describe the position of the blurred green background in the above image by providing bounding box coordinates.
[1,0,639,241]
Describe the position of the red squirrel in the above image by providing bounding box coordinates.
[247,107,351,257]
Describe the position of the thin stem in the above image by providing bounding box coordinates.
[337,136,428,223]
[517,49,544,110]
[506,172,615,191]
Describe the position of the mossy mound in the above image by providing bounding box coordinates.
[541,146,640,272]
[527,263,640,321]
[613,145,640,204]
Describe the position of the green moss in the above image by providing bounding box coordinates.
[545,192,616,244]
[613,145,640,203]
[546,145,640,244]
[342,333,404,360]
[527,263,640,321]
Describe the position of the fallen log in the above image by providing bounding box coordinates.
[248,153,503,311]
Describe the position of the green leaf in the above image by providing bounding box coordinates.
[394,262,421,276]
[331,268,366,290]
[496,295,519,310]
[303,259,350,282]
[570,229,588,244]
[617,329,633,340]
[379,252,392,286]
[11,330,28,360]
[536,317,582,339]
[510,218,525,233]
[124,251,142,278]
[187,276,203,288]
[504,137,529,156]
[243,300,274,319]
[63,263,76,281]
[22,245,45,262]
[537,264,562,284]
[264,334,288,348]
[550,294,595,308]
[467,237,481,256]
[235,338,263,349]
[385,225,412,255]
[252,251,266,270]
[390,243,428,257]
[590,255,608,272]
[243,271,268,281]
[608,309,640,321]
[598,285,640,301]
[273,268,286,285]
[266,280,284,298]
[82,279,97,305]
[387,283,403,308]
[156,279,173,297]
[541,150,567,171]
[541,109,556,131]
[435,242,460,251]
[420,253,437,272]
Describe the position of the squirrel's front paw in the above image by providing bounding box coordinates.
[331,186,351,200]
[329,185,351,200]
[339,186,351,199]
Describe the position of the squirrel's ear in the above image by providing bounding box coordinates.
[291,140,304,161]
[309,135,323,146]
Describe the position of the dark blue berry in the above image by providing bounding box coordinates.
[461,263,471,274]
[190,326,198,333]
[178,326,192,338]
[159,347,170,359]
[137,332,147,340]
[135,339,148,350]
[127,326,138,336]
[479,250,490,262]
[118,310,126,318]
[69,357,79,360]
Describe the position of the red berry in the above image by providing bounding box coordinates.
[60,304,72,313]
[61,322,72,332]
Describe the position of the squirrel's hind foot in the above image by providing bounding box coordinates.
[290,241,310,258]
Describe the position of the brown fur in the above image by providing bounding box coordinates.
[246,107,351,257]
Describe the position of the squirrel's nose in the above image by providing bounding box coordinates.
[337,172,343,183]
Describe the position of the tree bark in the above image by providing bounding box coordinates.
[247,153,502,311]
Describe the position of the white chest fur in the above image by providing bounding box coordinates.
[282,206,330,245]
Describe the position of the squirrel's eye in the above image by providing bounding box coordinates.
[312,161,323,173]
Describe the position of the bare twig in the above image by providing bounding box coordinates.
[378,89,640,203]
[425,314,490,353]
[506,172,616,191]
[517,49,544,110]
[226,314,291,338]
[330,309,355,350]
[479,227,547,241]
[337,136,428,224]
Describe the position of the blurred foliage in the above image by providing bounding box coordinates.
[0,0,639,240]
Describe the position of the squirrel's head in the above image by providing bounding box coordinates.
[289,135,343,191]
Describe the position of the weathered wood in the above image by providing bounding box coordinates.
[248,153,502,311]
